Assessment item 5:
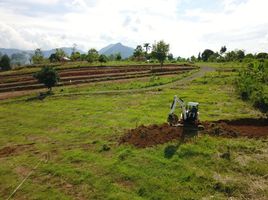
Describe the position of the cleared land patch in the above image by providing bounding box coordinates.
[120,118,268,148]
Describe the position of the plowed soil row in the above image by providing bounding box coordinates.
[0,67,190,88]
[0,65,194,82]
[0,65,195,92]
[119,118,268,148]
[0,63,193,78]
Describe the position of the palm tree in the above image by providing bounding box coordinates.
[143,43,151,54]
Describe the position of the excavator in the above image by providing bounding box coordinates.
[167,95,203,129]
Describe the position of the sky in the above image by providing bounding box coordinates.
[0,0,268,57]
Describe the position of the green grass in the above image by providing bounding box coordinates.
[51,70,197,95]
[0,65,267,199]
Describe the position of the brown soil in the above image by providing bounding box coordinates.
[0,143,35,157]
[119,118,268,148]
[119,123,182,148]
[203,118,268,138]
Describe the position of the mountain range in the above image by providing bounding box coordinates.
[0,47,85,58]
[0,43,134,61]
[99,43,134,59]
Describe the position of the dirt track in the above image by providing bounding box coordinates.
[119,118,268,148]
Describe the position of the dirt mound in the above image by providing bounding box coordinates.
[119,123,183,148]
[203,118,268,138]
[120,118,268,148]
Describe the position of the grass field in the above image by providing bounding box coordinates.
[0,64,267,199]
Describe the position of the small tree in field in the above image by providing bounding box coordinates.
[151,40,169,68]
[34,66,59,92]
[98,54,108,65]
[87,48,99,63]
[133,45,145,61]
[115,53,122,61]
[168,53,174,61]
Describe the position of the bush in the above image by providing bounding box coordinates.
[236,61,268,113]
[98,54,108,64]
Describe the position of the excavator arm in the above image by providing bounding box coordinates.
[168,95,187,126]
[169,95,187,120]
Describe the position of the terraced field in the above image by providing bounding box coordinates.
[0,64,196,93]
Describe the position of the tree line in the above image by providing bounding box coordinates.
[193,46,268,62]
[1,42,268,71]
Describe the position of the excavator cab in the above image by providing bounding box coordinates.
[185,102,199,122]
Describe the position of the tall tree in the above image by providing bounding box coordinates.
[70,52,81,61]
[236,50,245,60]
[49,53,58,62]
[197,52,201,61]
[190,55,197,62]
[167,53,174,61]
[133,45,145,61]
[220,46,227,55]
[151,40,170,68]
[201,49,214,62]
[0,54,11,70]
[80,54,87,61]
[87,48,99,63]
[143,43,151,54]
[55,48,66,60]
[32,48,44,64]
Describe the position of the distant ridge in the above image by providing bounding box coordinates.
[0,47,85,65]
[0,47,85,58]
[99,43,134,59]
[0,43,134,64]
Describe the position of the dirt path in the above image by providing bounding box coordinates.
[0,66,215,100]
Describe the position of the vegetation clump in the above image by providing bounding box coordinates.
[151,40,170,68]
[236,60,268,113]
[33,66,60,92]
[0,54,11,70]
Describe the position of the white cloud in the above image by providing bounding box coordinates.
[0,0,268,57]
[0,23,36,49]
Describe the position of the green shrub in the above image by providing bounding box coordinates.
[236,61,268,113]
[33,66,60,91]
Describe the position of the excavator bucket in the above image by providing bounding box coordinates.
[167,113,179,126]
